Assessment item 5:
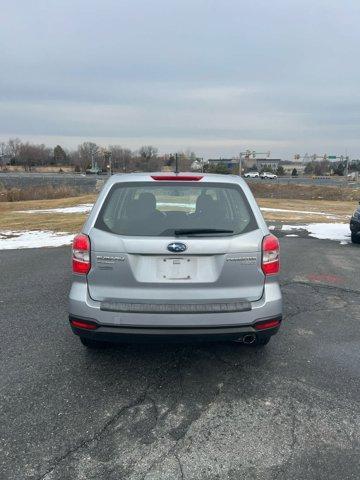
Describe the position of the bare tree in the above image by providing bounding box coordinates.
[18,143,51,171]
[68,149,81,172]
[0,142,7,156]
[0,142,7,170]
[7,138,21,163]
[138,145,160,171]
[178,150,194,171]
[108,145,133,172]
[0,138,176,173]
[76,142,99,172]
[165,150,195,172]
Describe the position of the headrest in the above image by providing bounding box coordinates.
[196,194,215,212]
[138,192,157,210]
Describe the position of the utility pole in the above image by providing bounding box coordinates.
[294,153,311,163]
[102,149,112,176]
[239,150,271,176]
[238,154,242,176]
[325,153,350,176]
[108,152,112,176]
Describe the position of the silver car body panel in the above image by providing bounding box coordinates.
[69,173,282,333]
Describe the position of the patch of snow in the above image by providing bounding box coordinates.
[21,204,93,214]
[0,230,74,250]
[281,223,350,243]
[268,225,276,231]
[261,207,333,216]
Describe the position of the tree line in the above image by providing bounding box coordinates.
[1,138,359,175]
[0,138,198,173]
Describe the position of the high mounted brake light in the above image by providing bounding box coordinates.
[261,234,280,275]
[72,234,91,274]
[151,175,203,181]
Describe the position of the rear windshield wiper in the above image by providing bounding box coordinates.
[174,228,234,236]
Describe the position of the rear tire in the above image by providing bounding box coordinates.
[80,336,107,349]
[351,233,360,244]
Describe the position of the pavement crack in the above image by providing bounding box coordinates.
[140,368,223,479]
[283,306,339,322]
[146,394,160,428]
[281,279,359,296]
[177,351,185,400]
[174,452,185,480]
[36,386,150,480]
[289,400,299,453]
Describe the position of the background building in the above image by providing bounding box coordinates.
[207,158,236,169]
[282,162,306,175]
[256,158,281,172]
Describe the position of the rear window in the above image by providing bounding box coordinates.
[95,182,258,236]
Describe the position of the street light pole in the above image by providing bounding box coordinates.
[103,150,112,176]
[238,149,271,176]
[238,154,242,176]
[345,156,349,177]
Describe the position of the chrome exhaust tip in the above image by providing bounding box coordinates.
[242,334,256,345]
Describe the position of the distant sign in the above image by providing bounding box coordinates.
[328,156,337,159]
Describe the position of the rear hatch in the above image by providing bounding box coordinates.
[87,179,265,303]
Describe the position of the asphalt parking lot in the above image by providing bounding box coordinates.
[1,236,360,480]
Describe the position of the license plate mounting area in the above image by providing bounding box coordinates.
[158,257,195,280]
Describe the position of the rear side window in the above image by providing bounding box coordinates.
[95,182,258,236]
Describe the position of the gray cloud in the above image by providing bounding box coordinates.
[1,0,360,158]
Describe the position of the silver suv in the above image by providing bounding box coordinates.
[69,173,282,348]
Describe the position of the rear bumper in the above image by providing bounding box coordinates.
[69,278,282,341]
[69,315,281,343]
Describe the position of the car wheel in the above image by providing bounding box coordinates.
[80,336,107,349]
[351,233,360,244]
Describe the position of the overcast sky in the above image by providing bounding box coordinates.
[1,0,360,158]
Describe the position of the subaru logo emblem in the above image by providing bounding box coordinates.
[167,242,187,253]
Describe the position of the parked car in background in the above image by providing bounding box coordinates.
[69,172,282,349]
[244,171,260,178]
[350,202,360,243]
[260,172,277,179]
[86,166,103,175]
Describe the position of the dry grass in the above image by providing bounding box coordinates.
[1,165,74,173]
[0,194,355,234]
[257,198,354,223]
[0,195,97,233]
[249,182,360,201]
[33,166,74,173]
[0,185,84,202]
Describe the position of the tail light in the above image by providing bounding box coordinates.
[70,318,98,330]
[254,318,281,330]
[72,234,91,274]
[262,234,280,275]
